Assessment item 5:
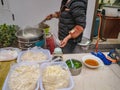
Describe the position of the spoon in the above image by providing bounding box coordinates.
[70,59,75,68]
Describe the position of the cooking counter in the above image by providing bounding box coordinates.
[0,53,120,90]
[63,53,120,90]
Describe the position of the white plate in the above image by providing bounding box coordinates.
[0,47,21,61]
[82,55,104,69]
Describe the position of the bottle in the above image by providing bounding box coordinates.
[52,47,63,62]
[46,33,55,54]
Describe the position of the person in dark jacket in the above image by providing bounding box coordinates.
[46,0,88,53]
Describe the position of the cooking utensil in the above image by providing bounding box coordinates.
[15,28,45,50]
[70,59,74,68]
[40,19,47,24]
[16,28,44,39]
[39,18,49,28]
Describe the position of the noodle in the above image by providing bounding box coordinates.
[42,65,70,90]
[8,64,40,90]
[21,51,47,61]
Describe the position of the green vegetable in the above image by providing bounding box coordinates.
[0,24,19,47]
[66,59,82,69]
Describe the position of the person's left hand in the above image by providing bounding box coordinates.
[60,34,71,47]
[60,38,68,47]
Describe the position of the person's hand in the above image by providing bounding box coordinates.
[45,14,53,20]
[60,39,68,47]
[45,11,59,21]
[60,34,72,47]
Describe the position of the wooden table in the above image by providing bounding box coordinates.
[0,60,16,90]
[0,53,120,90]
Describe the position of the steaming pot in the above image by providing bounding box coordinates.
[15,28,45,50]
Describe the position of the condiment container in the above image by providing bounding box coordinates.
[52,47,63,61]
[66,59,82,76]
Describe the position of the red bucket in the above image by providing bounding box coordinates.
[46,33,55,54]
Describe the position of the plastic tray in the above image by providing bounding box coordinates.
[39,61,74,90]
[0,47,21,61]
[2,62,40,90]
[17,47,52,63]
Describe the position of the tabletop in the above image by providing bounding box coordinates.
[0,53,120,90]
[63,53,120,90]
[0,60,16,90]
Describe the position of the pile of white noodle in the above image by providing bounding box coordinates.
[42,65,70,90]
[8,64,40,90]
[21,51,47,61]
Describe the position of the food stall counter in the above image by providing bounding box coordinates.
[0,53,120,90]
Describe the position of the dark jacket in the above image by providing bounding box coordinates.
[58,0,88,43]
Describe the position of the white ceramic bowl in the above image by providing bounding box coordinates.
[82,55,104,69]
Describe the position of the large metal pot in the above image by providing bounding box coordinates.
[15,28,45,50]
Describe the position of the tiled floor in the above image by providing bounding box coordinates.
[92,33,120,44]
[73,33,120,53]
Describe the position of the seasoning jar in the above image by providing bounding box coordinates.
[52,47,63,61]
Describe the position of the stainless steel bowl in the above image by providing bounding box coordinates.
[78,37,91,50]
[66,59,82,76]
[69,66,82,76]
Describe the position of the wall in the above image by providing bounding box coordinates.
[0,0,14,24]
[83,0,96,39]
[0,0,96,39]
[8,0,61,36]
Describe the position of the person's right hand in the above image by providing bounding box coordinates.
[45,14,53,20]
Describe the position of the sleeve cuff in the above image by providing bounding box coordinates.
[69,25,84,38]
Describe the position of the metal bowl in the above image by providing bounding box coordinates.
[69,66,82,76]
[66,59,82,76]
[15,28,44,40]
[78,37,91,50]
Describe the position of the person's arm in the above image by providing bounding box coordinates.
[52,11,60,18]
[60,34,72,47]
[70,0,88,29]
[60,25,83,47]
[60,0,87,47]
[69,25,83,38]
[45,11,60,20]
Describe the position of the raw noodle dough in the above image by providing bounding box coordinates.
[42,65,70,90]
[21,51,47,61]
[8,64,40,90]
